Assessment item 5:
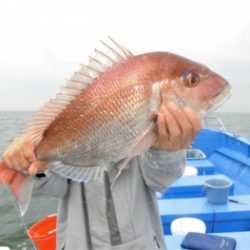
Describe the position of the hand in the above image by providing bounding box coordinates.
[2,135,46,175]
[152,103,201,151]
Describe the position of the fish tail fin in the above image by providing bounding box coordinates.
[0,160,33,215]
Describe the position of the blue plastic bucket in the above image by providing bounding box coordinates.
[204,178,232,204]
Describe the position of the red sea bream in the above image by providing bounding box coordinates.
[0,38,231,214]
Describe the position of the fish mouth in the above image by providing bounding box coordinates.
[207,84,232,113]
[211,88,226,99]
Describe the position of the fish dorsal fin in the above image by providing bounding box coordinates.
[26,37,133,146]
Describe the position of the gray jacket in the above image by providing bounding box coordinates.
[34,149,185,250]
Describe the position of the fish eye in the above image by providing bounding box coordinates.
[182,72,200,88]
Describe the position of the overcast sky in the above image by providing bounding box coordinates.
[0,0,249,112]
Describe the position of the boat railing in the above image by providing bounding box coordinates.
[186,148,206,160]
[202,116,226,131]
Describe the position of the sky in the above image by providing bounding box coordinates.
[0,0,249,112]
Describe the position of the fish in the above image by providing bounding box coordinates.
[0,37,231,215]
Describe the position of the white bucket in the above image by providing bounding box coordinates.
[170,217,206,235]
[183,166,198,176]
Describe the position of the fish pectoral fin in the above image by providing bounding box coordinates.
[112,127,157,187]
[0,160,33,216]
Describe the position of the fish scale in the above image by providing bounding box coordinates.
[37,82,155,167]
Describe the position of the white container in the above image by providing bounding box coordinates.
[170,217,206,235]
[183,166,198,176]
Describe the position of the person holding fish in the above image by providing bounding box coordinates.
[0,38,230,250]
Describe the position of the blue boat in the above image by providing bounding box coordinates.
[161,127,250,249]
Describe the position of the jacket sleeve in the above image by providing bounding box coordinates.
[33,169,69,198]
[140,148,186,193]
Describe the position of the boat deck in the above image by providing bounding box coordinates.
[185,159,215,175]
[162,174,234,198]
[160,128,250,249]
[165,231,250,250]
[159,195,250,234]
